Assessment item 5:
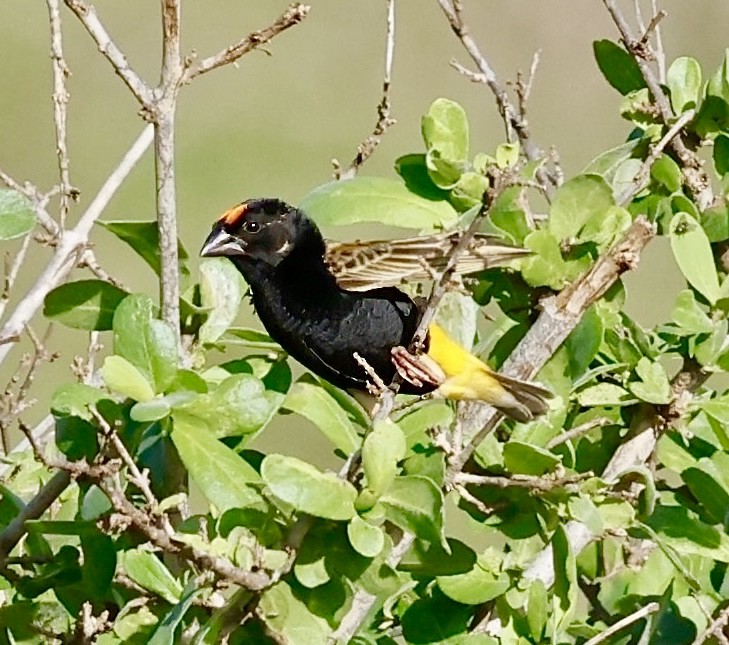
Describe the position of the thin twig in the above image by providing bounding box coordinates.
[601,0,711,207]
[338,0,396,179]
[455,471,592,492]
[615,108,696,206]
[63,0,152,105]
[183,3,311,83]
[0,125,154,365]
[693,604,729,645]
[545,417,612,450]
[46,0,74,226]
[650,0,666,82]
[0,235,32,321]
[435,0,553,196]
[584,602,660,645]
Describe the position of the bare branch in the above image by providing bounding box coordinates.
[0,125,154,365]
[584,602,660,645]
[0,235,32,321]
[46,0,75,226]
[615,108,696,206]
[182,3,311,83]
[693,604,729,645]
[62,0,152,105]
[338,0,396,179]
[601,0,711,207]
[545,417,612,450]
[0,470,72,565]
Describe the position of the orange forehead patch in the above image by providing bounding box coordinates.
[220,204,247,227]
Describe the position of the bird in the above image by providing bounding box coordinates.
[200,198,552,422]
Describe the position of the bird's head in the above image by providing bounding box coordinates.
[200,198,322,268]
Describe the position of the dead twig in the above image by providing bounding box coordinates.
[338,0,396,178]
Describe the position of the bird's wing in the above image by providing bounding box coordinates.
[325,232,530,292]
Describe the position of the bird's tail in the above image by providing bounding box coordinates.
[489,371,553,422]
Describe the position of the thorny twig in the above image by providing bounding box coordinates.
[337,0,396,179]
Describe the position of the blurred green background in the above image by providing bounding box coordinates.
[0,2,727,482]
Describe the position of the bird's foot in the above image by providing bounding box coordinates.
[390,346,446,389]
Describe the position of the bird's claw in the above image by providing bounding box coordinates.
[391,346,446,389]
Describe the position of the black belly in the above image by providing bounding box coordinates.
[252,284,425,393]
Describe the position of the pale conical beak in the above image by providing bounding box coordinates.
[200,229,247,257]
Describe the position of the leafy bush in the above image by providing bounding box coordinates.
[2,1,729,643]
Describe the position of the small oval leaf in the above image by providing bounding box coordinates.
[261,454,357,521]
[44,280,128,330]
[300,177,458,230]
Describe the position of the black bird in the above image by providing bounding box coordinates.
[200,198,551,421]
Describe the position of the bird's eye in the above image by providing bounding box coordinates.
[243,220,261,233]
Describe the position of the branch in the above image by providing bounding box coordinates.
[601,0,711,207]
[584,602,660,645]
[62,0,152,106]
[0,125,154,365]
[46,0,75,226]
[0,470,72,565]
[693,604,729,645]
[435,0,553,195]
[447,216,656,476]
[338,0,396,179]
[182,3,311,83]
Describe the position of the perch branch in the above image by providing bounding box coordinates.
[584,602,660,645]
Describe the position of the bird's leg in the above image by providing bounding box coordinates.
[390,346,446,388]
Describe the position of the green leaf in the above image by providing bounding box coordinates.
[421,98,469,162]
[181,373,282,438]
[44,280,128,331]
[51,383,106,420]
[101,355,155,402]
[130,398,172,422]
[670,212,721,304]
[521,230,570,290]
[347,516,385,558]
[578,205,631,249]
[425,149,463,189]
[628,357,672,404]
[495,142,520,169]
[81,531,116,598]
[437,552,509,605]
[707,49,729,103]
[260,582,330,644]
[647,504,729,563]
[450,171,489,211]
[261,454,357,521]
[0,189,35,240]
[148,584,203,645]
[651,154,682,193]
[113,294,178,393]
[714,134,729,177]
[621,88,659,126]
[527,579,549,642]
[198,258,247,344]
[552,524,578,631]
[100,220,189,277]
[702,394,729,425]
[593,40,646,95]
[577,382,633,407]
[503,441,560,476]
[671,290,713,334]
[362,419,406,498]
[397,401,453,447]
[394,153,450,201]
[300,176,458,230]
[379,475,445,547]
[667,56,702,113]
[122,549,182,604]
[682,461,729,526]
[549,174,614,241]
[565,305,603,380]
[282,378,359,453]
[171,415,264,513]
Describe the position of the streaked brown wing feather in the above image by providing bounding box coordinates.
[325,232,530,291]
